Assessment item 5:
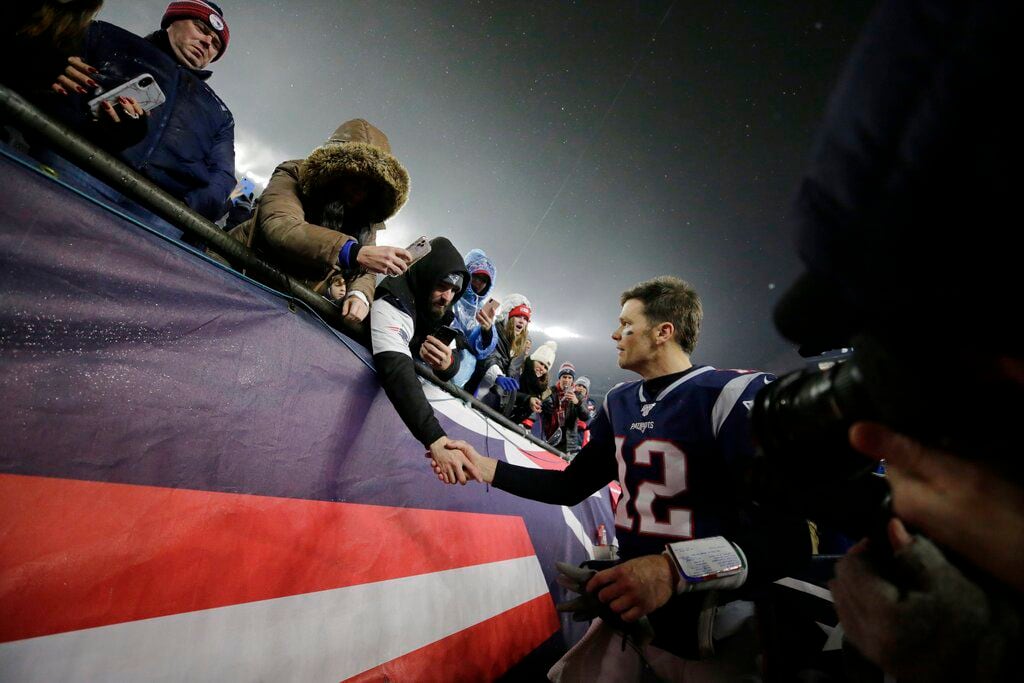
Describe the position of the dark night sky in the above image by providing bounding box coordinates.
[103,0,876,396]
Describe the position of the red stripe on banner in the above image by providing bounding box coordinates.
[342,594,559,683]
[519,448,568,471]
[0,474,538,643]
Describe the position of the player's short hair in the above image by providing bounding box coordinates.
[620,276,702,354]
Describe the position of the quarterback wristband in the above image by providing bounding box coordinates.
[664,536,748,594]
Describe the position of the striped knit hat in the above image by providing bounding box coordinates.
[161,1,230,60]
[558,362,576,379]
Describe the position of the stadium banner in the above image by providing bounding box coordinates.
[0,151,615,681]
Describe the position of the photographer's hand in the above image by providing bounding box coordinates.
[850,422,1024,594]
[832,519,1015,681]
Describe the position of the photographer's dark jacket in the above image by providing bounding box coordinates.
[370,238,469,447]
[778,0,1015,354]
[45,21,235,220]
[226,119,409,305]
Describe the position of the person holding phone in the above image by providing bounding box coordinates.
[449,249,499,388]
[370,237,482,484]
[34,1,236,237]
[222,118,412,324]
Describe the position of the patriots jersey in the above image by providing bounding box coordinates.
[597,365,773,559]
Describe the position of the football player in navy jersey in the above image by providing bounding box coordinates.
[436,276,810,674]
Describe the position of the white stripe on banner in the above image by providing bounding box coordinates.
[424,382,544,454]
[0,557,549,683]
[561,505,596,560]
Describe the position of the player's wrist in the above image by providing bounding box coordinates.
[660,551,681,591]
[478,456,497,483]
[664,536,748,594]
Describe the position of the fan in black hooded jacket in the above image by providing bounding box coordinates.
[369,237,481,482]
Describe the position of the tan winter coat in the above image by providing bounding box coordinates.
[226,119,410,303]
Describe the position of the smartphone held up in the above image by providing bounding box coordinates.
[87,73,166,117]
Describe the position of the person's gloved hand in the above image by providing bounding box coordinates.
[832,519,1019,682]
[495,376,519,393]
[555,561,655,646]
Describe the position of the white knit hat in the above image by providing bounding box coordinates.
[530,340,557,368]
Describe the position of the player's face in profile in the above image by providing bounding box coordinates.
[612,298,656,371]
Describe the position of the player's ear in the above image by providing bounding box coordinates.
[654,321,674,345]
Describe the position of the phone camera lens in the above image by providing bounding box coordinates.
[139,77,153,87]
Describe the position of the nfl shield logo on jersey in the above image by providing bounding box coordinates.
[640,403,656,417]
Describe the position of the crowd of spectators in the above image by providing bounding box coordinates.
[3,1,1021,680]
[2,0,594,448]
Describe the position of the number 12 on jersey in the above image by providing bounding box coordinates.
[613,437,694,539]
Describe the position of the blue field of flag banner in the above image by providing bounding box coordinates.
[0,150,615,682]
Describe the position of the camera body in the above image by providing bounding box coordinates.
[751,332,1022,541]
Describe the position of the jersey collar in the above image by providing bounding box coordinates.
[638,365,713,403]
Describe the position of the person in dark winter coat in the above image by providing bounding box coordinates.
[485,339,556,425]
[223,118,412,323]
[35,2,235,233]
[370,237,480,484]
[571,376,595,455]
[541,361,589,455]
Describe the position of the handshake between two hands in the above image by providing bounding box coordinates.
[425,437,494,485]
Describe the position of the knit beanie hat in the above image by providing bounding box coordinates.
[530,341,557,369]
[558,362,576,379]
[501,293,532,322]
[574,376,591,393]
[161,1,230,60]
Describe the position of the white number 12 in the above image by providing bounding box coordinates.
[613,437,693,539]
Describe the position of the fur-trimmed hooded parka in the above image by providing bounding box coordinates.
[226,119,410,305]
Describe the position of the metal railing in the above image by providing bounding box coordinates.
[0,83,569,460]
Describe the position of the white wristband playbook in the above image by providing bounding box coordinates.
[664,536,748,594]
